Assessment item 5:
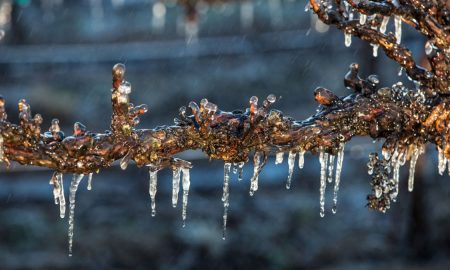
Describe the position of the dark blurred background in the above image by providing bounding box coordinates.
[1,0,449,269]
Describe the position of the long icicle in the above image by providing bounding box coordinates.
[172,167,181,207]
[87,173,93,191]
[319,150,328,217]
[286,151,296,189]
[249,152,261,196]
[57,173,66,218]
[149,166,158,217]
[332,143,345,214]
[68,174,84,256]
[394,15,402,44]
[222,163,231,240]
[181,167,190,227]
[327,155,335,184]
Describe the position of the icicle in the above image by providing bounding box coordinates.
[275,151,284,165]
[380,16,389,34]
[398,67,404,76]
[344,32,352,47]
[408,145,421,192]
[57,173,66,218]
[298,150,305,169]
[68,174,84,257]
[148,167,158,217]
[394,15,402,44]
[222,163,231,240]
[319,150,328,217]
[237,162,244,181]
[249,152,261,196]
[181,167,190,227]
[172,167,181,207]
[328,155,335,183]
[372,44,379,57]
[87,173,93,191]
[286,151,296,189]
[438,147,447,175]
[232,164,238,174]
[392,158,401,201]
[332,143,345,214]
[359,14,367,25]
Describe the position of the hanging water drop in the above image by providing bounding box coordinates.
[68,174,84,256]
[394,15,402,44]
[275,151,284,165]
[87,173,93,191]
[286,151,296,189]
[332,143,345,214]
[148,166,158,217]
[172,167,181,207]
[181,167,190,227]
[250,152,261,196]
[319,150,328,217]
[120,151,131,170]
[222,163,231,240]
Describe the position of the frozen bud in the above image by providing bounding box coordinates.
[249,96,258,106]
[204,101,217,114]
[0,95,4,108]
[33,114,43,125]
[188,101,200,115]
[50,119,60,133]
[135,104,148,115]
[266,94,276,104]
[367,75,379,85]
[314,87,338,106]
[112,63,126,81]
[73,122,87,136]
[200,98,208,108]
[179,106,187,118]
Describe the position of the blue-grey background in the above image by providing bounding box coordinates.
[0,0,449,269]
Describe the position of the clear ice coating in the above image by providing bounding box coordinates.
[275,151,284,165]
[344,32,352,47]
[222,163,231,240]
[237,162,245,181]
[181,167,190,227]
[298,150,305,169]
[87,173,93,191]
[148,166,158,217]
[394,15,402,44]
[250,152,261,196]
[68,174,84,256]
[172,167,181,207]
[332,143,345,214]
[286,151,296,189]
[408,145,424,192]
[319,150,328,217]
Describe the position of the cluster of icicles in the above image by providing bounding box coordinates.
[306,0,403,57]
[8,139,440,256]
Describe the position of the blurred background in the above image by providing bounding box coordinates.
[1,0,449,269]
